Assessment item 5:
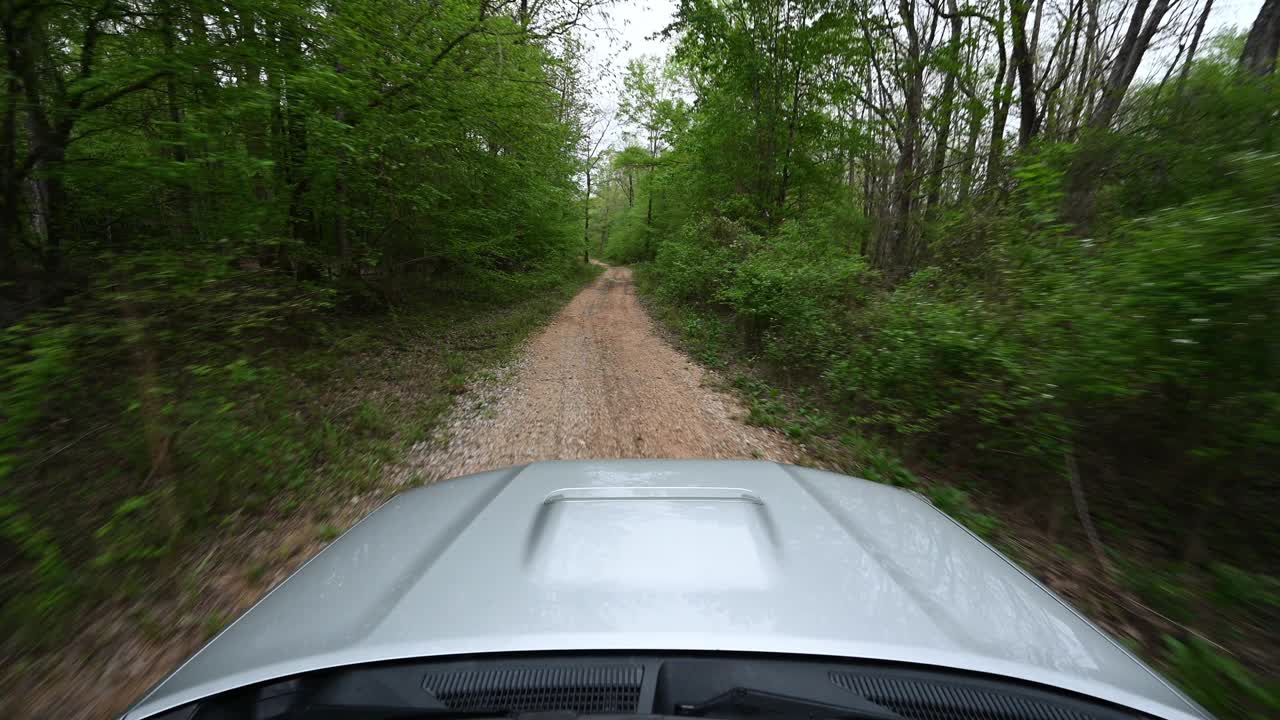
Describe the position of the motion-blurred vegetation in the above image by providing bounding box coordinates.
[595,4,1280,717]
[1,0,601,667]
[5,0,1280,716]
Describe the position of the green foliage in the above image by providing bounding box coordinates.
[926,485,1001,540]
[1,0,601,658]
[352,401,392,437]
[823,279,1061,449]
[838,434,919,490]
[93,494,173,568]
[0,502,77,640]
[648,74,1280,548]
[1083,152,1280,455]
[714,216,866,367]
[1119,562,1197,624]
[639,16,1280,695]
[0,321,75,476]
[203,612,230,641]
[678,311,730,368]
[653,216,743,304]
[1209,564,1280,612]
[1164,636,1280,720]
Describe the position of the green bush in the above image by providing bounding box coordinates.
[1164,636,1279,720]
[645,64,1279,602]
[635,19,1280,708]
[652,215,743,304]
[678,311,730,368]
[1,255,596,646]
[715,215,865,367]
[1084,152,1280,458]
[0,502,77,641]
[1208,563,1280,612]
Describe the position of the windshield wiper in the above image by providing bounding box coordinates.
[674,687,904,720]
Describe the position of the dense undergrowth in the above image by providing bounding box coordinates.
[1,260,599,661]
[639,267,1279,719]
[600,37,1280,720]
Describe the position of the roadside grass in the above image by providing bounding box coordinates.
[1,262,601,693]
[632,264,1279,720]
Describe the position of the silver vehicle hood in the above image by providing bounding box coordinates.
[127,460,1206,720]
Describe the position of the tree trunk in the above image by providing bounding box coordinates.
[334,124,349,274]
[237,9,272,203]
[1176,0,1214,92]
[956,101,983,204]
[644,163,654,259]
[583,166,591,259]
[777,62,803,217]
[861,72,876,221]
[876,0,922,278]
[1067,0,1100,139]
[984,0,1013,190]
[25,119,68,279]
[13,15,69,283]
[645,179,654,228]
[599,179,610,256]
[1089,0,1172,131]
[334,56,351,275]
[1241,0,1280,76]
[1042,0,1084,140]
[1028,0,1046,65]
[1068,0,1172,229]
[926,1,963,216]
[985,62,1016,191]
[0,17,18,282]
[159,1,193,241]
[0,194,15,283]
[160,5,186,166]
[1011,0,1040,147]
[286,87,312,246]
[1155,43,1186,100]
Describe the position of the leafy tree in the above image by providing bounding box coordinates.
[620,0,1280,709]
[1,0,605,653]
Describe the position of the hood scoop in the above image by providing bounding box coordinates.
[526,485,779,590]
[543,486,764,504]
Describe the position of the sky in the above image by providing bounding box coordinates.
[1143,0,1263,78]
[582,0,679,144]
[1205,0,1267,32]
[582,0,1264,145]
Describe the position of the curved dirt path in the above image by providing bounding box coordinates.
[402,265,798,479]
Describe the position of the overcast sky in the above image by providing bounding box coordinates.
[581,0,678,145]
[1206,0,1267,32]
[583,0,1263,147]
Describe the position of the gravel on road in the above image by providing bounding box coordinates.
[398,265,798,480]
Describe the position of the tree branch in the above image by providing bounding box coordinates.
[924,0,1002,28]
[78,70,170,115]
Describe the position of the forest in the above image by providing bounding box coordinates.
[2,0,1279,717]
[1,0,605,711]
[593,0,1280,717]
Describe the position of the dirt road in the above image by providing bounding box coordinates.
[401,265,798,479]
